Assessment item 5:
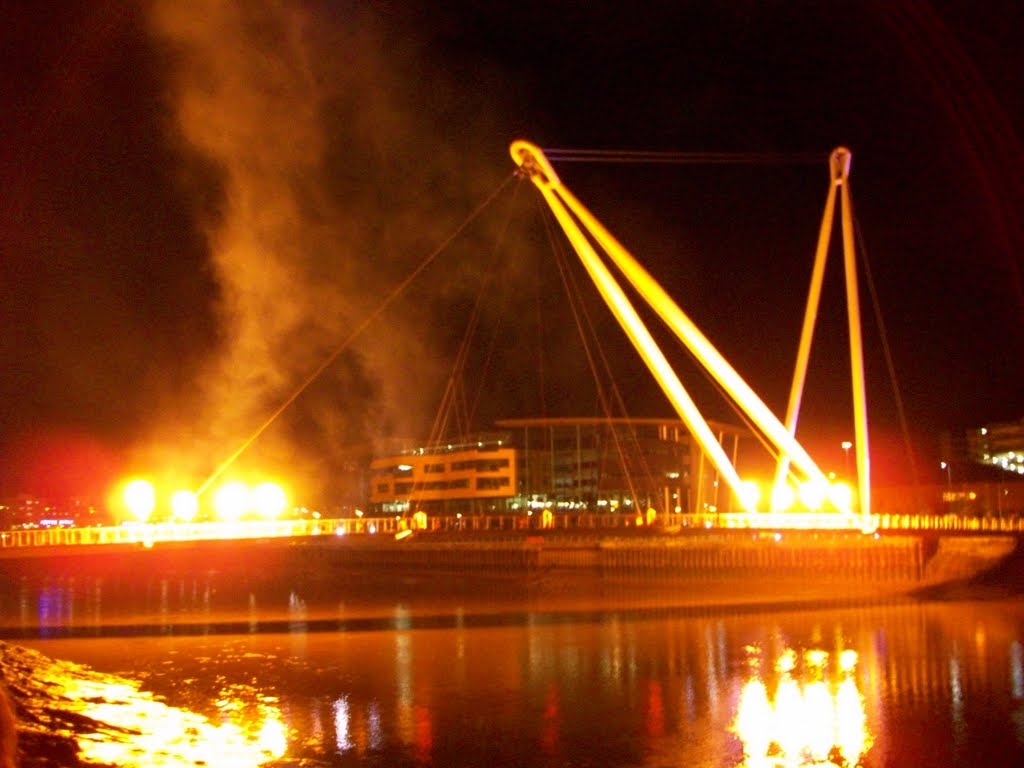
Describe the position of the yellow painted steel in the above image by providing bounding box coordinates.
[834,149,872,520]
[511,140,850,511]
[772,162,839,504]
[510,140,749,503]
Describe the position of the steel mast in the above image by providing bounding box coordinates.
[510,139,834,511]
[774,148,870,520]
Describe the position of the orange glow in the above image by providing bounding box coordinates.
[251,481,287,519]
[738,480,761,511]
[733,646,872,766]
[171,489,199,522]
[214,481,250,522]
[122,478,156,522]
[797,480,828,511]
[770,484,796,512]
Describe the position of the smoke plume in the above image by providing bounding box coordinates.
[142,0,508,504]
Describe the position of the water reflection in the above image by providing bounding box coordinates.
[70,680,287,768]
[4,644,285,767]
[734,646,870,767]
[333,695,354,752]
[10,583,1024,767]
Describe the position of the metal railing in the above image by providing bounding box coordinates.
[3,510,1023,550]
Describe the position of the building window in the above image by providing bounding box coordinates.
[450,458,511,472]
[478,459,510,472]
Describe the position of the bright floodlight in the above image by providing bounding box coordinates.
[797,480,827,511]
[213,481,250,522]
[738,480,761,511]
[123,478,156,522]
[251,482,287,519]
[170,489,199,522]
[770,484,796,512]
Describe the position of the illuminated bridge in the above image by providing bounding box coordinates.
[17,143,1013,562]
[3,513,1022,607]
[4,511,1024,553]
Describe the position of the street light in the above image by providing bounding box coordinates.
[841,441,853,476]
[939,461,952,489]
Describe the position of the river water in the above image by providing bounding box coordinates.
[2,572,1024,767]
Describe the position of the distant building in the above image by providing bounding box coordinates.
[369,434,517,516]
[0,494,108,530]
[966,418,1024,476]
[368,416,750,517]
[873,480,1024,517]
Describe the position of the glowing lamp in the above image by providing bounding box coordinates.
[737,480,761,511]
[123,479,156,522]
[213,481,250,522]
[770,484,796,512]
[170,490,199,522]
[797,480,827,511]
[251,482,287,519]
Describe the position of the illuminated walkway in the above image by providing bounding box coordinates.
[2,511,1023,551]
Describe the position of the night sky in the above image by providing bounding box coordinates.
[1,0,1021,502]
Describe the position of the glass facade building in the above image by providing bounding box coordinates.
[369,417,748,517]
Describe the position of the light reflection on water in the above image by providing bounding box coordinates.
[8,645,286,767]
[6,576,1024,767]
[733,646,870,767]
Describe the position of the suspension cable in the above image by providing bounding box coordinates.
[854,206,922,490]
[542,147,826,165]
[540,203,646,509]
[424,180,522,455]
[464,185,525,433]
[198,172,518,497]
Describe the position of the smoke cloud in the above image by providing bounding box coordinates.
[140,0,512,504]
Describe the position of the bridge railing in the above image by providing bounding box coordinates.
[666,512,1024,533]
[0,519,345,549]
[3,510,1023,549]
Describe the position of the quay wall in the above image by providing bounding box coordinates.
[0,530,1018,595]
[292,531,1019,589]
[310,534,927,581]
